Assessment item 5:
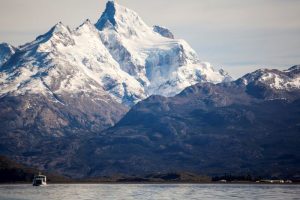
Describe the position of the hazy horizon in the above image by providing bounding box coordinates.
[0,0,299,78]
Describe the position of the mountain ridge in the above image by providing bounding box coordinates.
[70,66,300,178]
[1,1,231,107]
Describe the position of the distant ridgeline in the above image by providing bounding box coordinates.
[1,154,300,183]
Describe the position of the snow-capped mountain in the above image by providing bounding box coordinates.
[0,21,129,137]
[233,65,300,101]
[96,1,232,103]
[0,1,231,107]
[239,65,300,90]
[0,43,16,67]
[0,21,143,103]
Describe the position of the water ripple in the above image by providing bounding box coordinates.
[0,184,299,200]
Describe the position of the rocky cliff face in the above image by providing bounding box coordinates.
[153,25,175,39]
[0,43,16,67]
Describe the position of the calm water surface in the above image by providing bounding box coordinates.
[0,184,299,200]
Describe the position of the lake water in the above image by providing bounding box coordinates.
[0,184,299,200]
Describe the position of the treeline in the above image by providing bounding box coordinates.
[212,174,258,182]
[212,173,300,182]
[0,155,71,183]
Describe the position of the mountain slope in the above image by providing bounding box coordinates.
[72,66,300,178]
[0,21,142,104]
[0,21,128,138]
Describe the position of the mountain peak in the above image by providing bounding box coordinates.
[49,22,70,35]
[74,19,101,39]
[95,1,149,36]
[95,1,117,30]
[76,19,95,31]
[17,21,73,53]
[34,22,71,43]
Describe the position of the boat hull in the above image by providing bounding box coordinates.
[33,183,47,186]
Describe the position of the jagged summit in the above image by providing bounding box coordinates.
[95,1,117,30]
[96,1,151,38]
[49,22,70,34]
[76,19,99,34]
[78,19,93,27]
[36,22,70,42]
[17,22,73,53]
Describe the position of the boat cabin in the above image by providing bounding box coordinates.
[32,173,47,186]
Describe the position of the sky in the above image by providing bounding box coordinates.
[0,0,299,78]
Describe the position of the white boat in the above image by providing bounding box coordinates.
[32,173,47,186]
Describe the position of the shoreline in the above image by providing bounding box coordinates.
[1,181,299,185]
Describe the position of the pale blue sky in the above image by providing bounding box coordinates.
[0,0,299,78]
